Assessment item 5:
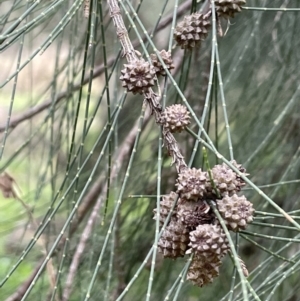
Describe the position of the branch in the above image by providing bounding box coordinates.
[62,196,103,301]
[108,0,188,172]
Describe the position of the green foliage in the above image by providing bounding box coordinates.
[0,0,300,300]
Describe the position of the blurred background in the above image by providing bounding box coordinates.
[0,0,300,300]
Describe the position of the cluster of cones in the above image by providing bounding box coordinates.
[116,0,250,288]
[154,162,255,287]
[174,0,246,49]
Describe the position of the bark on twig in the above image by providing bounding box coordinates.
[108,0,188,173]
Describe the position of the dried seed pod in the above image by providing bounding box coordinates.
[150,50,175,77]
[176,167,208,201]
[153,191,178,226]
[214,0,246,19]
[157,219,190,259]
[160,104,191,133]
[177,200,214,230]
[216,194,255,231]
[174,12,211,50]
[206,162,246,198]
[187,254,222,287]
[188,224,229,258]
[120,59,156,94]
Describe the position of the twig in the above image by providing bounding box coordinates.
[108,0,187,173]
[62,196,103,301]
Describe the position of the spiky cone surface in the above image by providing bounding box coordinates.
[188,224,229,258]
[217,194,255,231]
[176,167,208,201]
[214,0,246,19]
[150,50,175,77]
[120,59,156,94]
[160,104,191,133]
[174,12,211,50]
[157,219,190,259]
[206,162,245,198]
[177,200,214,230]
[187,254,222,287]
[153,191,178,226]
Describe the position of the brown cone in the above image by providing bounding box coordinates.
[160,104,191,133]
[153,191,178,226]
[157,219,190,259]
[176,167,208,201]
[120,59,156,94]
[177,199,214,230]
[150,50,175,77]
[214,0,246,19]
[188,224,229,258]
[174,12,211,50]
[206,162,247,198]
[187,254,222,287]
[216,194,255,231]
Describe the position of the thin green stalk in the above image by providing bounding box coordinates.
[0,0,41,43]
[99,0,112,223]
[209,201,249,301]
[251,221,299,231]
[241,230,300,243]
[243,7,300,11]
[145,130,163,301]
[168,0,179,51]
[228,233,239,301]
[245,90,297,165]
[224,3,264,87]
[241,234,295,264]
[83,103,147,300]
[212,3,234,160]
[0,95,125,288]
[163,260,190,300]
[0,15,25,160]
[0,0,84,88]
[188,21,216,166]
[0,0,63,43]
[243,179,300,190]
[116,186,180,301]
[172,255,193,301]
[255,211,300,219]
[221,235,300,300]
[265,261,300,301]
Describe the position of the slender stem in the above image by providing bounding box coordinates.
[243,7,300,12]
[209,201,249,301]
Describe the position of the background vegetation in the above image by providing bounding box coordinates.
[0,0,299,300]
